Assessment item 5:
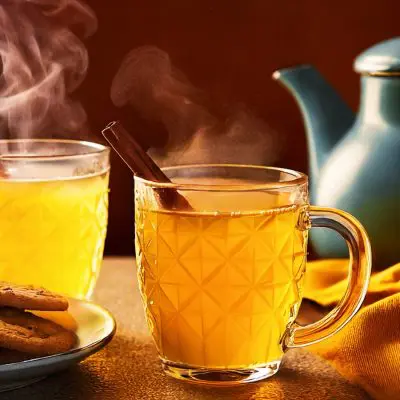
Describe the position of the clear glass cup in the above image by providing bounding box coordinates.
[134,164,371,385]
[0,139,110,299]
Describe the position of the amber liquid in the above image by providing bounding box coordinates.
[0,171,109,299]
[136,182,307,369]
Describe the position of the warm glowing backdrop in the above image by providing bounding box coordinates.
[78,0,399,255]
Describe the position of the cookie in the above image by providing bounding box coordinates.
[0,308,77,356]
[0,282,68,311]
[0,348,31,364]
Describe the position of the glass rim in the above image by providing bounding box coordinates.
[134,164,308,191]
[0,139,109,161]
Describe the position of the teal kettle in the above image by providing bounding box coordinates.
[273,37,400,270]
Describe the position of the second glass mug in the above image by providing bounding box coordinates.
[135,164,371,385]
[0,139,110,299]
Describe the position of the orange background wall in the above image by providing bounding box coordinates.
[79,0,400,254]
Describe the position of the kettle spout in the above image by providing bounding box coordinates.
[273,65,354,187]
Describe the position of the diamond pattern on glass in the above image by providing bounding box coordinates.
[136,196,307,369]
[0,172,108,298]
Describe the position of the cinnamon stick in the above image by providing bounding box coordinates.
[0,163,7,178]
[102,121,192,210]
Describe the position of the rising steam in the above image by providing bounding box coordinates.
[0,0,96,138]
[111,46,280,166]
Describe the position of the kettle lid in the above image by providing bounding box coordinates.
[354,37,400,75]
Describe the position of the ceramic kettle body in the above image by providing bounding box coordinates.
[274,37,400,269]
[314,78,400,268]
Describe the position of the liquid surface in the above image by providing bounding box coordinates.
[136,180,307,369]
[0,171,109,298]
[141,176,303,213]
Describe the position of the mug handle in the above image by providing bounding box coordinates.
[283,206,372,348]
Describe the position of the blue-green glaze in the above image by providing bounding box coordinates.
[355,37,400,74]
[273,37,400,269]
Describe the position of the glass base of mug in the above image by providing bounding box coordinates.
[162,359,281,386]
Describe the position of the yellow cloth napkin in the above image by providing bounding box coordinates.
[304,260,400,400]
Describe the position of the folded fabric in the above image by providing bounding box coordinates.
[305,259,400,306]
[304,260,400,400]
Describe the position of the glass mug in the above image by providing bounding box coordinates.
[135,165,371,385]
[0,139,110,299]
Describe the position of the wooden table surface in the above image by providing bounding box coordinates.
[3,258,370,400]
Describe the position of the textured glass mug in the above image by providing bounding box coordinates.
[0,139,110,299]
[135,165,371,385]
